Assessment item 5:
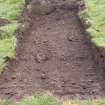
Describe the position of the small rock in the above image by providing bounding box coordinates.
[41,73,46,79]
[11,75,17,80]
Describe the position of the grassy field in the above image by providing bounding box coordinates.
[0,0,24,71]
[79,0,105,47]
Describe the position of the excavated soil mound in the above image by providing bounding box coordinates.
[0,0,105,101]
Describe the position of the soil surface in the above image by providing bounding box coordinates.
[0,18,10,26]
[0,0,105,101]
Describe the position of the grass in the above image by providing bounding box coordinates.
[0,0,25,20]
[79,0,105,47]
[0,23,18,39]
[0,0,25,71]
[0,100,11,105]
[0,93,105,105]
[17,93,62,105]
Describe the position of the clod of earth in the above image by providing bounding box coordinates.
[0,19,10,26]
[27,0,56,15]
[35,53,50,63]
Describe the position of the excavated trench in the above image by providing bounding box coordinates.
[0,0,105,101]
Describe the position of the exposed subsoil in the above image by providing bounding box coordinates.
[0,0,105,101]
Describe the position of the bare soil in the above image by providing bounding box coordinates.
[0,18,10,26]
[0,0,105,101]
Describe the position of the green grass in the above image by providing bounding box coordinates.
[0,0,25,20]
[0,23,18,39]
[17,93,62,105]
[0,100,11,105]
[0,23,17,70]
[0,0,25,71]
[79,0,105,47]
[0,93,105,105]
[15,95,105,105]
[0,36,16,69]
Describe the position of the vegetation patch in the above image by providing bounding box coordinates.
[17,93,62,105]
[0,0,25,71]
[79,0,105,47]
[0,0,24,20]
[0,93,105,105]
[0,100,11,105]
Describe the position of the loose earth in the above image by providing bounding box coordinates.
[0,0,105,101]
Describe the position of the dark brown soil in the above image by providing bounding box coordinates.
[0,18,10,26]
[0,0,105,101]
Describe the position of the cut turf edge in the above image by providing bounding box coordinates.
[0,0,25,72]
[1,93,105,105]
[78,0,105,77]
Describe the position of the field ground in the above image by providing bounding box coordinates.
[0,0,105,105]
